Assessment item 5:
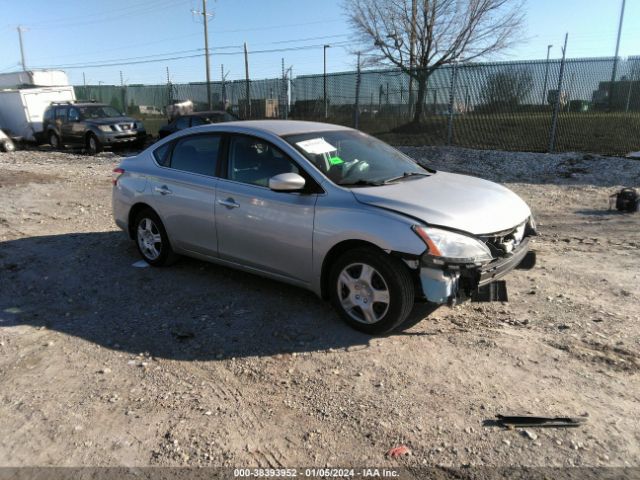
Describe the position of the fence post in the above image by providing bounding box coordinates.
[120,71,126,113]
[244,42,251,119]
[353,52,361,129]
[447,62,458,146]
[548,33,568,153]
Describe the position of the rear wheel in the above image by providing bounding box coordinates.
[329,247,415,334]
[48,131,62,150]
[86,133,103,155]
[134,209,177,266]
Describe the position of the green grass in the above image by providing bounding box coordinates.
[130,115,167,137]
[374,112,640,155]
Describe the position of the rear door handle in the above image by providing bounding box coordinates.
[154,185,172,195]
[218,198,240,209]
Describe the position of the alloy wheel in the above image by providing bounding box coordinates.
[337,262,390,324]
[137,218,162,261]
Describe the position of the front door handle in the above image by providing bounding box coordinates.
[154,185,172,195]
[218,198,240,209]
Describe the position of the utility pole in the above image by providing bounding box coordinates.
[280,58,286,119]
[221,64,228,110]
[549,33,568,153]
[17,26,27,71]
[83,72,86,88]
[541,44,553,105]
[324,44,330,119]
[193,0,213,109]
[244,42,251,119]
[609,0,626,110]
[166,66,173,109]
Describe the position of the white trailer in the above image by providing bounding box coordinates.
[0,86,76,141]
[0,70,70,89]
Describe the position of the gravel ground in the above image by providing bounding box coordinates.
[0,145,639,472]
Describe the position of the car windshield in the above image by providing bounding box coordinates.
[283,130,429,186]
[78,105,123,119]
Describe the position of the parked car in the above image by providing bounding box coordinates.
[43,102,146,154]
[112,121,536,334]
[158,110,238,139]
[0,129,16,152]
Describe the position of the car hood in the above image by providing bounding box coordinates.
[86,117,137,125]
[351,171,531,235]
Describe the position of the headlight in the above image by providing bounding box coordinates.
[412,226,493,264]
[98,125,113,132]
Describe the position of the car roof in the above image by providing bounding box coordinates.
[214,120,352,136]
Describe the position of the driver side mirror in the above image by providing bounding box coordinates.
[269,173,305,192]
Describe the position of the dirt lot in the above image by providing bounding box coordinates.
[0,145,639,472]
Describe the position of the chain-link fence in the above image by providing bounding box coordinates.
[75,55,640,155]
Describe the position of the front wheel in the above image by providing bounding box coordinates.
[134,209,177,266]
[86,133,103,155]
[329,248,415,334]
[1,140,15,152]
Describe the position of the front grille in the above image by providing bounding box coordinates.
[117,123,134,131]
[479,223,526,257]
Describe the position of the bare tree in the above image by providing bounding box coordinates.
[344,0,525,124]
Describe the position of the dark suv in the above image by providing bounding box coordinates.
[158,110,238,139]
[43,102,146,154]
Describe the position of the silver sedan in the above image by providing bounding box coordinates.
[112,120,536,334]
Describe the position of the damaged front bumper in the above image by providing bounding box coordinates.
[418,237,536,305]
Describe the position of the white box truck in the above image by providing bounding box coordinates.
[0,85,76,142]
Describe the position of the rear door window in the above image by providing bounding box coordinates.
[55,107,68,122]
[169,134,221,176]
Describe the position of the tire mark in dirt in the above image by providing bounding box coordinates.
[546,339,640,372]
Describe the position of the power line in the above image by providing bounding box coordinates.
[32,41,352,70]
[23,33,347,67]
[26,0,188,29]
[210,18,342,34]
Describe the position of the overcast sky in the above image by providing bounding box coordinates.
[0,0,638,85]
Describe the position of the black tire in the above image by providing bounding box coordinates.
[329,247,415,335]
[133,208,178,266]
[86,133,103,155]
[1,140,15,152]
[48,131,62,150]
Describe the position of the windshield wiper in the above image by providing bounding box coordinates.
[383,171,430,184]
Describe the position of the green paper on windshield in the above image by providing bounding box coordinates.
[329,156,344,165]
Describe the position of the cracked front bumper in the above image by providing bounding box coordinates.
[419,237,536,305]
